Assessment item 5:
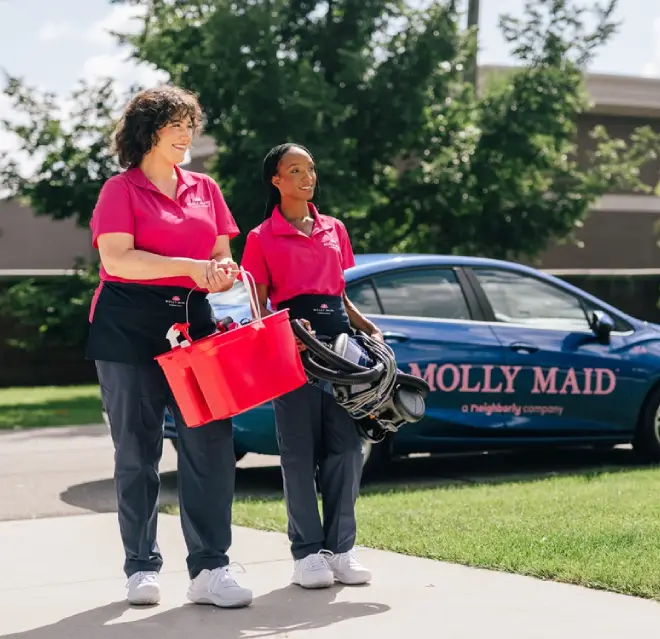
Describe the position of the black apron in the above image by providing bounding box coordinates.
[85,282,216,364]
[277,294,351,340]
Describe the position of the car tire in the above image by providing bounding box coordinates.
[361,437,391,479]
[633,386,660,462]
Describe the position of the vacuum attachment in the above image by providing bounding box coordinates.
[291,320,431,443]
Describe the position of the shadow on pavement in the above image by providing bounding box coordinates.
[59,445,655,513]
[59,464,284,514]
[1,586,389,639]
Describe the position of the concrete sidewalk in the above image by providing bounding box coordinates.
[1,514,660,638]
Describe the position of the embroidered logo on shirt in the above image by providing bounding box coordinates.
[187,195,210,208]
[322,238,340,250]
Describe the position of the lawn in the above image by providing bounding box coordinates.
[0,385,103,429]
[170,467,660,601]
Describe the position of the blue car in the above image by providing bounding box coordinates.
[159,254,660,474]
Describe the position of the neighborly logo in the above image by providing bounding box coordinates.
[408,362,617,396]
[320,304,329,310]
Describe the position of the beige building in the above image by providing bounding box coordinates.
[1,66,659,275]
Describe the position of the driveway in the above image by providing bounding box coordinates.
[0,424,279,521]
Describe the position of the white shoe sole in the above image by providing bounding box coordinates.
[127,586,161,605]
[187,592,252,608]
[292,576,334,589]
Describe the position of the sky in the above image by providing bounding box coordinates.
[0,0,658,157]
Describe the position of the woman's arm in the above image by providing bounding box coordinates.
[98,232,211,287]
[211,235,236,264]
[343,291,384,340]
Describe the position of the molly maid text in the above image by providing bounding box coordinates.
[409,363,616,396]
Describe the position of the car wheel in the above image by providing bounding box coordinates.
[361,437,391,479]
[633,386,660,462]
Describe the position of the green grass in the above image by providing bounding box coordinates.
[166,468,660,600]
[0,385,103,429]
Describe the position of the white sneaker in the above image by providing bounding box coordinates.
[187,564,252,608]
[126,571,161,605]
[328,550,372,585]
[291,550,335,589]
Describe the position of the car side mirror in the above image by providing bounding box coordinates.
[589,310,614,345]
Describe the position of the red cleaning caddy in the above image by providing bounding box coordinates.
[155,269,307,427]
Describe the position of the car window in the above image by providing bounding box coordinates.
[472,268,591,331]
[371,268,471,320]
[345,279,382,314]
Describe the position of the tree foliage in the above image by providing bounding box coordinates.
[0,75,121,227]
[0,260,98,351]
[109,0,658,259]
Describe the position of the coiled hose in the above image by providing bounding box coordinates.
[290,320,429,420]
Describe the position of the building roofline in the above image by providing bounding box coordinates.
[480,64,660,118]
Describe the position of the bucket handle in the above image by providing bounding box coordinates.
[165,268,261,350]
[239,268,262,324]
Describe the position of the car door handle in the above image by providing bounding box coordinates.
[382,331,410,343]
[509,342,539,354]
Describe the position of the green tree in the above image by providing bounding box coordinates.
[0,75,120,227]
[111,0,467,251]
[0,260,99,351]
[357,0,660,259]
[0,76,121,349]
[111,0,658,260]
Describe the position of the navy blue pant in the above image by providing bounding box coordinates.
[273,382,364,560]
[96,360,236,579]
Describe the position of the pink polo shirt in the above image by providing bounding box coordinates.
[240,204,356,309]
[89,165,239,317]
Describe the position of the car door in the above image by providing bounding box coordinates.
[467,266,642,437]
[346,266,512,445]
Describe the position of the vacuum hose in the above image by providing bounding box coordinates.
[290,320,431,442]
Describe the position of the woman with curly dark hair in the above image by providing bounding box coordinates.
[85,85,252,608]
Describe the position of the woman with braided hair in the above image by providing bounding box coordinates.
[241,143,382,589]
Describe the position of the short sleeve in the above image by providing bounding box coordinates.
[209,178,240,239]
[336,221,356,270]
[240,230,271,288]
[90,177,134,248]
